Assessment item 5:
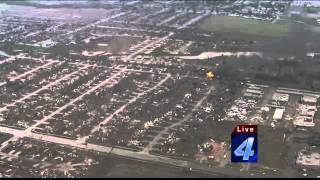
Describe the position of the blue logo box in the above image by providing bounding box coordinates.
[231,125,258,163]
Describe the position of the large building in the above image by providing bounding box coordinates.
[296,150,320,169]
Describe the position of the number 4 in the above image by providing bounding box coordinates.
[234,137,255,161]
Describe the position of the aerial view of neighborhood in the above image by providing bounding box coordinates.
[0,0,320,178]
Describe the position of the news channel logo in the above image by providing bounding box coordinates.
[231,125,258,163]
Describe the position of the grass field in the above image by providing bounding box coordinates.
[197,16,292,38]
[87,155,217,178]
[258,127,286,169]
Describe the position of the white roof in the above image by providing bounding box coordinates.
[273,108,284,120]
[302,95,318,103]
[294,116,315,127]
[296,151,320,166]
[298,104,317,118]
[272,93,289,102]
[246,88,263,94]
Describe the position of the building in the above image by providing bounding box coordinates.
[294,104,317,128]
[296,151,320,169]
[244,86,264,99]
[306,53,320,59]
[273,108,284,121]
[273,93,289,102]
[272,92,289,106]
[301,95,318,105]
[244,92,261,99]
[294,116,315,128]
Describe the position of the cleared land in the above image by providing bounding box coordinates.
[197,16,291,38]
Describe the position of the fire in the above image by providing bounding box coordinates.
[206,71,215,79]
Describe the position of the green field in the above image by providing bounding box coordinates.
[197,16,292,38]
